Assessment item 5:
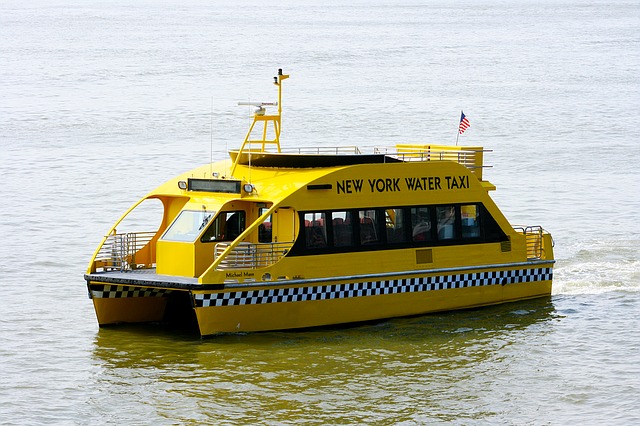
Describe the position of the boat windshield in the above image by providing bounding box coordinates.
[161,210,215,242]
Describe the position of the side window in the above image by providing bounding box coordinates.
[436,206,456,240]
[305,212,327,249]
[461,204,481,238]
[387,208,408,243]
[332,211,354,247]
[201,211,245,242]
[411,207,432,242]
[258,207,272,243]
[359,209,381,245]
[481,204,508,242]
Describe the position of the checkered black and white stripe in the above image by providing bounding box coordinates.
[90,284,172,299]
[194,267,553,308]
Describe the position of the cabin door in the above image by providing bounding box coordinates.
[273,208,296,244]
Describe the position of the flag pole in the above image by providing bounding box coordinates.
[456,110,469,146]
[455,110,462,146]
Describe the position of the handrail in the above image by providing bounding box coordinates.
[381,149,480,164]
[199,202,282,282]
[237,144,490,174]
[214,241,293,270]
[513,226,544,260]
[93,232,156,272]
[281,146,362,155]
[378,145,490,178]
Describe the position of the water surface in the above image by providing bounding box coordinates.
[1,0,639,424]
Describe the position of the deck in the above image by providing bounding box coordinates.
[84,269,202,290]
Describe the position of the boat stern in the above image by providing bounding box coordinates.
[86,282,170,325]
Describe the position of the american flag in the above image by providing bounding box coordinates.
[458,111,470,134]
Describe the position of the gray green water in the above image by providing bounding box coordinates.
[1,0,639,423]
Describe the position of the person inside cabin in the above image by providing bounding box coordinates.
[437,206,456,239]
[412,212,431,241]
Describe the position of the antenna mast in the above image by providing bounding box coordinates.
[210,96,214,177]
[230,69,289,177]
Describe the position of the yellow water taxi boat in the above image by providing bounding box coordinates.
[85,69,554,336]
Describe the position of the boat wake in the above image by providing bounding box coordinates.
[554,238,640,294]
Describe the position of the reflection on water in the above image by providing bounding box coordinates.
[89,299,557,423]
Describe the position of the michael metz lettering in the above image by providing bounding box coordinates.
[336,175,469,194]
[226,271,255,278]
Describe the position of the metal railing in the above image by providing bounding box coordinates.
[214,241,293,270]
[374,146,488,169]
[94,232,156,272]
[269,145,490,175]
[282,146,362,155]
[514,226,544,260]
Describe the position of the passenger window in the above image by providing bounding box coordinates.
[436,206,456,240]
[359,209,380,245]
[201,211,246,242]
[258,207,272,243]
[461,204,481,238]
[332,211,354,247]
[481,205,507,242]
[386,208,408,243]
[411,207,432,242]
[305,212,327,248]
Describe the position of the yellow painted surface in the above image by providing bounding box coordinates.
[192,275,553,335]
[156,240,195,276]
[92,296,167,325]
[274,208,296,243]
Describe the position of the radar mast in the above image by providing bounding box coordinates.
[230,69,289,177]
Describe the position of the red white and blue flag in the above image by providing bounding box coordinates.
[458,111,470,134]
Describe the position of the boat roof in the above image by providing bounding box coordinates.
[145,143,494,204]
[229,151,402,168]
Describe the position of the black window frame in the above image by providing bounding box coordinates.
[200,210,246,243]
[288,203,507,255]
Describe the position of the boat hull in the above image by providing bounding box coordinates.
[86,262,552,335]
[88,284,171,325]
[192,262,553,335]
